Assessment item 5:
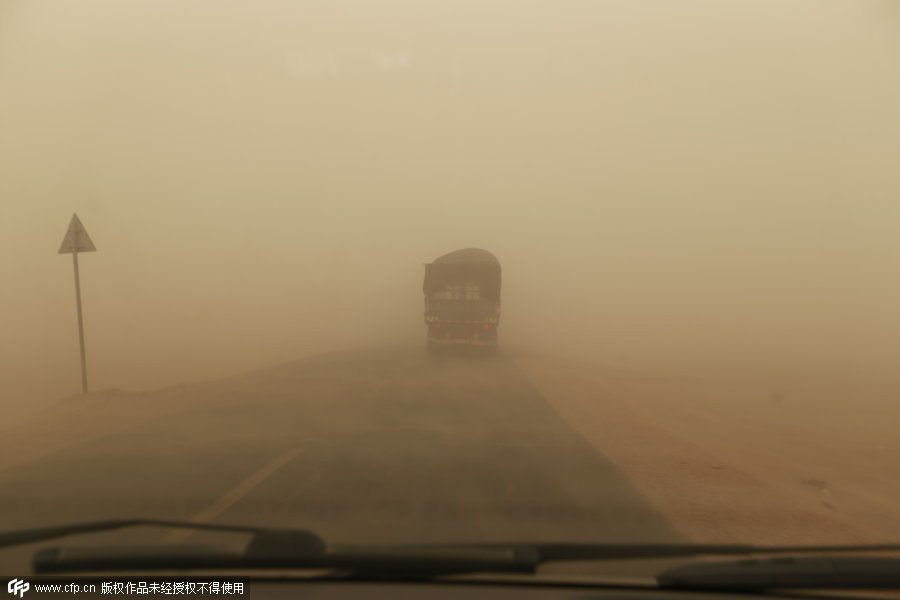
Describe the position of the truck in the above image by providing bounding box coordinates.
[423,248,501,354]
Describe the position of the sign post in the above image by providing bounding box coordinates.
[58,213,97,394]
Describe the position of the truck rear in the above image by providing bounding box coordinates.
[423,248,501,355]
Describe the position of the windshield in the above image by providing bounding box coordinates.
[2,0,900,583]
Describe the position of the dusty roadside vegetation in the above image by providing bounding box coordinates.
[516,352,900,545]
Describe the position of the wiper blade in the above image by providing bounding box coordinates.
[658,557,900,590]
[36,541,900,583]
[36,532,536,576]
[7,519,900,560]
[12,521,529,576]
[390,541,900,562]
[0,519,280,550]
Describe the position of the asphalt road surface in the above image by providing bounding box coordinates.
[0,346,682,573]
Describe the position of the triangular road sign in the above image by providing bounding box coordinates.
[59,213,97,254]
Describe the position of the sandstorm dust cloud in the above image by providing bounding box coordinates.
[1,0,899,405]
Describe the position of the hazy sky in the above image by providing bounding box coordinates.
[2,0,900,402]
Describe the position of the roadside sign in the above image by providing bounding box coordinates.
[59,213,96,394]
[59,213,97,254]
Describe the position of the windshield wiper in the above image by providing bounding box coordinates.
[5,519,900,581]
[658,557,900,590]
[5,520,532,576]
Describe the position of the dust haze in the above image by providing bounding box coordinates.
[3,0,900,405]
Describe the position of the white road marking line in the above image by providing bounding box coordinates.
[163,448,302,543]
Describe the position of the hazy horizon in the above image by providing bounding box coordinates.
[3,0,900,404]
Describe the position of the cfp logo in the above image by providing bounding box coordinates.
[7,580,28,598]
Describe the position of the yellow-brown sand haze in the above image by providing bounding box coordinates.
[2,0,900,566]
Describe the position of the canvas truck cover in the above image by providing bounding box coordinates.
[423,248,501,302]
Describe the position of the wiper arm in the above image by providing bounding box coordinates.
[658,557,900,590]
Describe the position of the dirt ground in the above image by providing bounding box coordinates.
[5,349,899,547]
[516,353,900,545]
[0,386,208,473]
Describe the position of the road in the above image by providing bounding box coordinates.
[0,346,681,573]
